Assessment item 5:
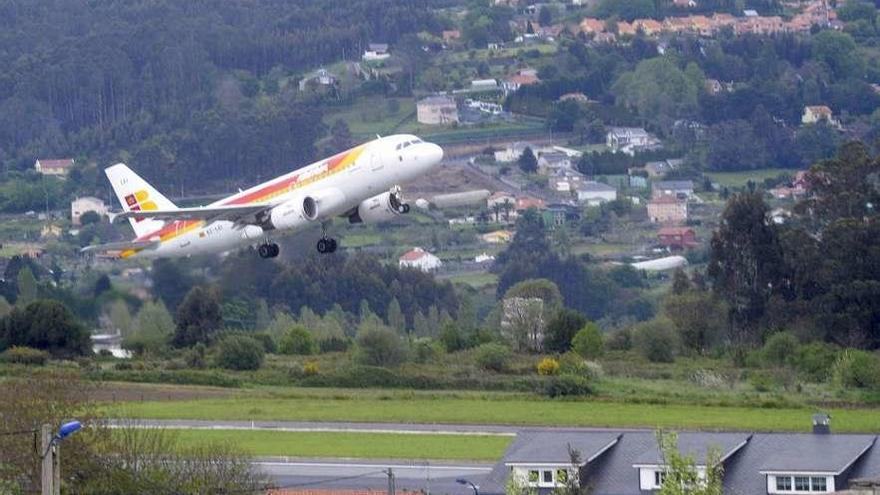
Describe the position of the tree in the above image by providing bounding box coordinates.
[387,297,406,334]
[708,191,784,345]
[16,267,37,307]
[612,57,699,121]
[354,325,408,367]
[80,210,101,225]
[663,292,727,355]
[572,322,604,358]
[633,318,678,362]
[94,274,112,297]
[1,300,90,357]
[656,431,723,495]
[108,299,134,336]
[671,268,692,294]
[538,5,553,26]
[215,335,264,370]
[173,286,223,347]
[279,325,317,355]
[518,146,538,174]
[125,300,174,356]
[502,279,563,351]
[329,118,354,151]
[811,30,864,80]
[545,308,588,352]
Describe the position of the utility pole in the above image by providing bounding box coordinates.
[385,468,396,495]
[40,424,56,495]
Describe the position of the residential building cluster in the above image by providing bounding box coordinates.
[579,1,836,41]
[480,416,880,495]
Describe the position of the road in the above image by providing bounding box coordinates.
[258,459,493,494]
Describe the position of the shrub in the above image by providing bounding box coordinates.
[572,323,604,358]
[558,355,605,380]
[794,342,839,382]
[185,342,207,369]
[544,308,587,353]
[633,318,677,363]
[354,326,408,367]
[761,332,799,367]
[215,335,264,371]
[413,338,444,363]
[748,370,778,392]
[475,343,512,372]
[319,336,350,353]
[542,374,593,397]
[832,349,880,390]
[303,361,319,376]
[537,357,560,376]
[251,333,277,354]
[279,325,317,355]
[439,323,465,352]
[605,327,633,351]
[0,346,49,365]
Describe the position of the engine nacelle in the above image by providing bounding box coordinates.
[349,191,405,224]
[302,188,347,221]
[268,198,311,231]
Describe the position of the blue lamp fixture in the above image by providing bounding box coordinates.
[57,421,82,440]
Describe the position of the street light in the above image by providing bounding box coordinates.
[42,420,82,495]
[456,478,479,495]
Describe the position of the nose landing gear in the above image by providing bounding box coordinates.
[258,242,280,258]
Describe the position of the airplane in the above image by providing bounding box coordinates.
[83,134,444,259]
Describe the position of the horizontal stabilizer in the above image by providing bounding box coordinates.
[112,204,271,223]
[81,240,160,254]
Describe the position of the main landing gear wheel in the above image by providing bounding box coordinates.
[258,242,280,258]
[317,237,338,254]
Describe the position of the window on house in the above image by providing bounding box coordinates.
[556,469,568,484]
[776,476,792,491]
[528,470,539,483]
[543,470,553,484]
[654,471,666,488]
[811,477,827,492]
[794,476,810,491]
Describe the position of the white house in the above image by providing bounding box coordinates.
[537,152,572,174]
[71,196,108,225]
[652,180,694,199]
[494,142,533,163]
[417,96,459,125]
[606,127,661,155]
[362,43,390,61]
[576,182,618,205]
[399,247,442,272]
[35,158,74,176]
[470,79,499,91]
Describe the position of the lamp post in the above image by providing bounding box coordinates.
[456,478,479,495]
[42,420,82,495]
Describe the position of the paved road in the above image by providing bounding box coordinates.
[257,459,493,494]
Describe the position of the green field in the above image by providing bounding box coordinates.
[442,271,499,288]
[323,97,416,139]
[171,429,510,460]
[705,168,793,188]
[112,395,880,433]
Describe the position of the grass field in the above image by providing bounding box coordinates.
[323,97,416,139]
[111,395,880,433]
[171,429,510,460]
[705,168,793,189]
[442,271,499,288]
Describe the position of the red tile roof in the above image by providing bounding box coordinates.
[400,248,429,261]
[658,226,695,236]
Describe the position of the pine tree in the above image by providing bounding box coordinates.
[387,298,406,334]
[16,267,37,307]
[518,147,538,174]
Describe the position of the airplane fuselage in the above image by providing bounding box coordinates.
[122,134,442,258]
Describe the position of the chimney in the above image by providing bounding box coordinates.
[812,413,831,434]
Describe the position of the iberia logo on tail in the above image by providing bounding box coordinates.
[124,190,158,222]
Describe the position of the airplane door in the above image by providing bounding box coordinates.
[370,153,384,172]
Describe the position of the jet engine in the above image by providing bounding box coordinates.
[349,190,409,224]
[267,197,311,231]
[302,188,347,221]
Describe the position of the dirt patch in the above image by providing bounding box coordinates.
[90,381,241,403]
[408,162,501,196]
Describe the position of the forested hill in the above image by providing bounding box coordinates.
[0,0,441,190]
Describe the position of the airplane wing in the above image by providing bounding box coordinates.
[111,204,271,223]
[81,239,161,253]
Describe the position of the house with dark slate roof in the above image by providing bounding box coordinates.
[479,416,880,495]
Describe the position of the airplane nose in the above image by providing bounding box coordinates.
[427,142,444,164]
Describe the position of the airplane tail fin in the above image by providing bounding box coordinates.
[105,163,177,238]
